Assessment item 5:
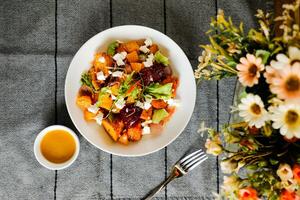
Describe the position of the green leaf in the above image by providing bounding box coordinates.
[227,61,237,68]
[209,36,230,59]
[144,83,173,100]
[269,159,279,165]
[248,29,267,45]
[239,89,247,100]
[154,51,169,66]
[152,109,169,124]
[139,54,147,62]
[256,50,270,64]
[80,72,93,88]
[100,87,110,94]
[118,72,134,95]
[258,160,268,167]
[96,87,110,106]
[129,87,140,100]
[107,41,119,56]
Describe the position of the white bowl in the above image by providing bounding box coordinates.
[34,125,80,170]
[65,25,196,157]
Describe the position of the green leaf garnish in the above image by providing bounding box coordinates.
[154,51,169,66]
[118,72,135,95]
[144,83,173,100]
[107,41,119,56]
[80,72,93,88]
[129,87,140,100]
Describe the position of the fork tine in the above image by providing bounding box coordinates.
[180,152,206,168]
[184,155,208,172]
[180,151,205,167]
[179,149,203,164]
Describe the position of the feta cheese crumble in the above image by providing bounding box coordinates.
[139,45,150,53]
[144,38,152,47]
[113,52,127,66]
[111,94,117,100]
[98,56,106,63]
[135,101,144,109]
[141,120,152,127]
[120,51,127,59]
[142,126,151,135]
[95,112,104,125]
[143,53,154,67]
[88,104,99,114]
[116,59,125,66]
[96,71,106,81]
[112,71,123,77]
[165,99,180,107]
[144,99,152,110]
[115,98,125,109]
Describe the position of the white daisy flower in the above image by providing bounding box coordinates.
[238,94,269,128]
[270,103,300,139]
[276,163,293,181]
[270,46,300,69]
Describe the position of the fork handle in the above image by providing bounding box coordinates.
[143,172,177,200]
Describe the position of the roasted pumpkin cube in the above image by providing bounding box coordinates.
[149,44,158,54]
[124,41,139,52]
[125,64,133,74]
[116,43,126,53]
[140,107,153,120]
[102,119,124,141]
[130,63,144,72]
[93,53,109,74]
[127,123,142,141]
[84,109,96,121]
[118,133,129,145]
[110,84,120,96]
[136,39,145,46]
[98,94,113,110]
[151,99,168,109]
[126,51,139,63]
[162,106,176,124]
[76,96,92,109]
[92,80,102,91]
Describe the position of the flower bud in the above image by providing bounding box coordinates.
[221,159,238,174]
[205,138,222,156]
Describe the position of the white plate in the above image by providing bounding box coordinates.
[65,25,196,157]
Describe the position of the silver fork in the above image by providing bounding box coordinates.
[143,149,208,200]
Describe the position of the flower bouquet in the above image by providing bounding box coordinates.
[195,1,300,199]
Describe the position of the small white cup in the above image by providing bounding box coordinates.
[34,125,80,170]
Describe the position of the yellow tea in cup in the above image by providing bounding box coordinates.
[40,129,76,164]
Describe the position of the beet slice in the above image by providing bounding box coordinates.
[139,63,166,86]
[119,104,143,128]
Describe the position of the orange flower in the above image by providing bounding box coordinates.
[237,54,264,87]
[293,164,300,183]
[280,190,300,200]
[238,187,259,200]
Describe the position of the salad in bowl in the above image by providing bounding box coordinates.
[76,38,179,144]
